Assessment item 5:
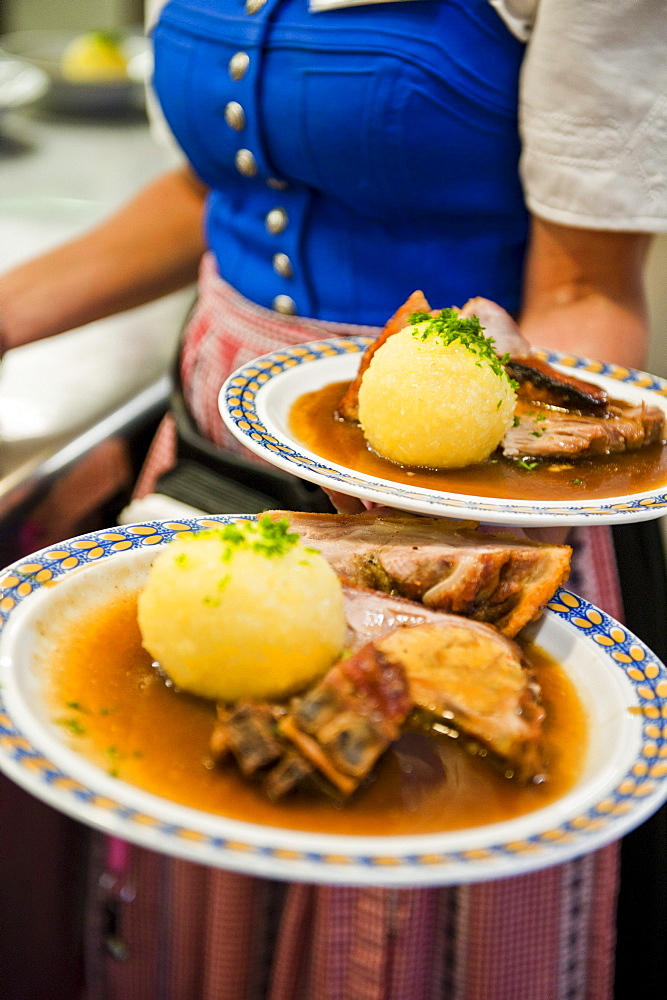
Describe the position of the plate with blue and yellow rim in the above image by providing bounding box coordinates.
[219,338,667,527]
[1,515,666,886]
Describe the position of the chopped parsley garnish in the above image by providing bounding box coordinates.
[408,308,518,388]
[220,523,246,547]
[105,746,121,778]
[58,702,119,731]
[57,716,87,736]
[513,458,539,471]
[65,700,88,713]
[177,516,302,571]
[249,516,301,557]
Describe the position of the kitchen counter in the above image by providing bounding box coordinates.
[0,105,193,519]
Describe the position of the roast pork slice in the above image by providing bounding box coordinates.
[457,296,531,358]
[455,302,611,414]
[342,584,466,649]
[503,399,665,460]
[375,621,546,782]
[269,510,572,638]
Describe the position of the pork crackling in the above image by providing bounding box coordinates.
[266,509,572,638]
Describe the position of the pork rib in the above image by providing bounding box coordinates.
[277,641,412,795]
[210,702,285,775]
[269,510,571,638]
[210,634,413,800]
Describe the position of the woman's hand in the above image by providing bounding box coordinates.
[511,525,572,546]
[323,489,379,514]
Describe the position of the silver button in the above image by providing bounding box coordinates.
[273,294,297,315]
[228,52,250,81]
[235,149,258,177]
[265,207,288,234]
[245,0,267,13]
[273,252,293,278]
[224,101,246,131]
[267,176,289,191]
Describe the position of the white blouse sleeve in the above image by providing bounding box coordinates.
[145,0,168,32]
[517,0,667,232]
[488,0,535,42]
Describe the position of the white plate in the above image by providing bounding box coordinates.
[0,55,49,112]
[1,516,666,886]
[219,338,667,527]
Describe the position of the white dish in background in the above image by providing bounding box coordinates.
[219,338,667,527]
[0,30,150,114]
[0,54,49,113]
[1,516,666,886]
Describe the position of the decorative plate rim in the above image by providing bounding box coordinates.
[1,516,666,886]
[218,338,667,527]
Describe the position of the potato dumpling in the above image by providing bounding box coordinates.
[137,517,346,701]
[358,311,516,468]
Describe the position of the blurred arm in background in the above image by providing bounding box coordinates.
[0,164,207,352]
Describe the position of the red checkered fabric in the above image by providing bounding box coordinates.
[90,257,621,1000]
[181,253,379,452]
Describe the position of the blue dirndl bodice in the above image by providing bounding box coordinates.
[152,0,527,324]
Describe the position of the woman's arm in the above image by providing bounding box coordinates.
[518,216,655,544]
[519,216,653,370]
[0,165,208,352]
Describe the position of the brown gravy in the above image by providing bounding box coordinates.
[289,380,667,502]
[47,593,588,836]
